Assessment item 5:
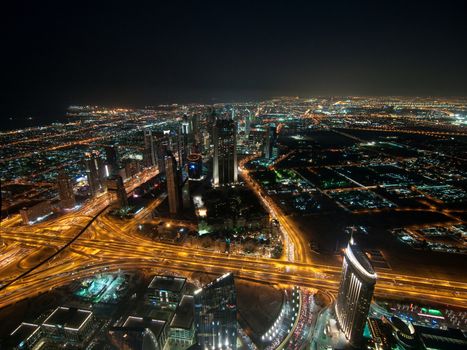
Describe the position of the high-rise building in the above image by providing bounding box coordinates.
[263,124,277,159]
[181,114,192,135]
[213,119,237,186]
[182,180,191,209]
[165,153,181,215]
[202,131,210,153]
[187,153,202,180]
[57,171,76,208]
[144,129,157,168]
[191,114,200,143]
[177,128,188,167]
[335,239,377,348]
[244,113,251,136]
[84,150,105,196]
[194,273,237,350]
[106,175,128,209]
[104,145,119,176]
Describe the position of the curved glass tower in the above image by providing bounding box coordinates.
[335,239,377,348]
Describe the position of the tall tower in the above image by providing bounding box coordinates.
[194,273,237,350]
[263,124,277,159]
[213,119,237,186]
[335,239,377,348]
[178,122,189,166]
[143,129,156,167]
[104,145,118,176]
[191,114,200,143]
[245,113,251,136]
[85,150,104,197]
[165,153,181,215]
[57,171,75,208]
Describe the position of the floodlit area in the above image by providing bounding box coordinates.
[72,274,129,303]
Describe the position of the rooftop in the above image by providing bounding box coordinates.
[9,323,40,345]
[42,306,92,331]
[170,295,194,330]
[123,316,166,338]
[148,275,186,292]
[346,239,376,280]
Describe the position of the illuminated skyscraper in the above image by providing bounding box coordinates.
[165,153,181,215]
[244,113,251,136]
[144,129,157,168]
[335,239,377,348]
[182,180,191,209]
[181,114,191,135]
[84,150,104,197]
[178,124,188,166]
[104,145,118,176]
[213,119,237,186]
[152,133,170,175]
[191,114,200,143]
[57,171,75,208]
[194,273,237,350]
[263,124,277,159]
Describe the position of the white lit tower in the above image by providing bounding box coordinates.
[335,238,377,348]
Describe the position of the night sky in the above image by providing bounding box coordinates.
[3,0,467,126]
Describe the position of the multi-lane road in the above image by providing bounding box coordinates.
[1,166,467,311]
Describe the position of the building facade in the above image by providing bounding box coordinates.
[194,273,237,350]
[335,239,377,348]
[57,171,76,208]
[165,153,181,215]
[144,129,157,168]
[263,124,277,159]
[213,119,237,186]
[104,145,119,175]
[84,150,105,196]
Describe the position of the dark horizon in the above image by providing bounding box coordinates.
[3,0,467,129]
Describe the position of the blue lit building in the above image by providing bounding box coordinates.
[187,153,202,180]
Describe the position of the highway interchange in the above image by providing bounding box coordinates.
[1,163,467,312]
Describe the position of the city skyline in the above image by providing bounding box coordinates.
[1,97,466,349]
[1,1,467,348]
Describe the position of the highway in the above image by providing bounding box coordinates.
[1,165,467,311]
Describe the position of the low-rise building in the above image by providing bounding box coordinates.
[9,323,42,350]
[42,306,94,344]
[146,275,187,309]
[169,295,195,349]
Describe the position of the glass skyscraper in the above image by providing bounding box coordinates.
[194,273,237,350]
[213,119,237,186]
